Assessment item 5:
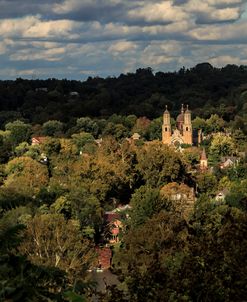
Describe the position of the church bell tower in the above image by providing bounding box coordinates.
[182,105,192,145]
[162,106,171,144]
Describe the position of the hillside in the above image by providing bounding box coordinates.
[0,63,247,128]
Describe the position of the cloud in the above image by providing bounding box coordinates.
[10,46,66,62]
[184,0,245,23]
[128,1,187,24]
[109,41,138,53]
[0,0,246,79]
[208,55,247,66]
[0,0,59,19]
[188,21,247,41]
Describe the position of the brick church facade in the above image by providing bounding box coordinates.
[162,104,201,146]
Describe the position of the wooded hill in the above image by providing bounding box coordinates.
[0,63,247,128]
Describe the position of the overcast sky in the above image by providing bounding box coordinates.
[0,0,247,79]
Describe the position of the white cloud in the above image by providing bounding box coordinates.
[0,15,78,40]
[208,55,247,66]
[184,0,244,23]
[128,1,187,23]
[0,0,246,79]
[188,21,247,40]
[24,19,77,39]
[210,7,241,21]
[109,41,138,53]
[0,16,38,37]
[10,47,66,61]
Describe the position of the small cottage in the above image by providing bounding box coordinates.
[215,188,229,201]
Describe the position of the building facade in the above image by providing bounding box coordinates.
[162,104,200,146]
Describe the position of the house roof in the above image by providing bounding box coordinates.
[131,133,141,140]
[112,204,131,212]
[31,136,47,144]
[216,188,230,196]
[221,156,239,163]
[104,212,120,223]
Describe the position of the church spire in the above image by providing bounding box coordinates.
[163,105,170,124]
[181,103,184,114]
[162,105,171,144]
[200,148,208,171]
[200,148,207,160]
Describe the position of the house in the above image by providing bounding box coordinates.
[112,204,131,213]
[160,182,196,215]
[69,91,79,96]
[220,156,239,169]
[104,211,122,244]
[103,205,131,244]
[31,136,47,145]
[35,87,48,92]
[215,188,229,201]
[95,138,103,147]
[131,132,141,140]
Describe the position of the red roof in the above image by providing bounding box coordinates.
[32,136,47,144]
[96,247,112,269]
[104,212,120,223]
[111,228,119,235]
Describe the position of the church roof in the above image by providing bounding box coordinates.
[176,113,184,122]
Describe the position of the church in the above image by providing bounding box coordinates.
[162,104,201,146]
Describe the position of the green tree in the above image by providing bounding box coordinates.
[192,116,207,131]
[209,133,235,163]
[67,188,103,236]
[196,172,217,195]
[5,120,32,147]
[0,222,67,301]
[4,157,49,198]
[76,117,99,136]
[42,120,64,137]
[71,132,95,153]
[129,185,168,227]
[41,137,61,156]
[18,214,96,283]
[225,179,247,211]
[206,114,225,133]
[136,141,186,187]
[146,117,162,140]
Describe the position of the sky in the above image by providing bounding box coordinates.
[0,0,247,80]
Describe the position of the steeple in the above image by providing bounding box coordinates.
[163,105,170,124]
[162,105,171,144]
[183,104,192,145]
[181,103,184,114]
[200,148,208,171]
[184,104,191,124]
